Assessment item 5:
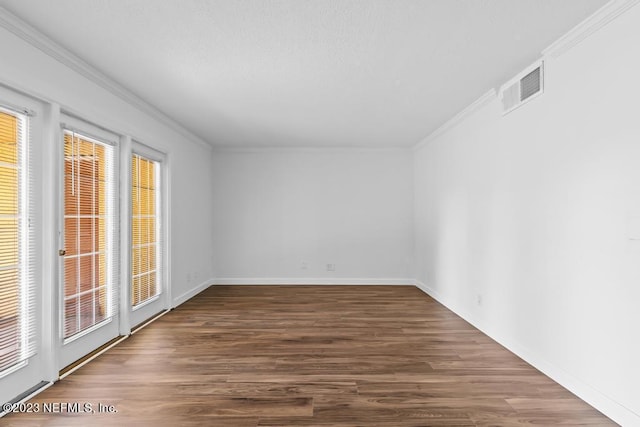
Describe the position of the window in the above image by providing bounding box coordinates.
[62,130,117,339]
[0,105,35,373]
[131,154,160,307]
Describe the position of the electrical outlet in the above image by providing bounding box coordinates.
[326,264,335,272]
[477,294,482,306]
[301,261,308,270]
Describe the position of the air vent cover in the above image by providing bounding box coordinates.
[500,61,544,114]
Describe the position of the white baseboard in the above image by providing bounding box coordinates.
[213,277,415,285]
[172,279,213,308]
[414,280,638,427]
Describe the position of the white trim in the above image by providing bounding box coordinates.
[130,309,170,334]
[543,0,640,59]
[59,335,127,380]
[172,279,212,308]
[162,153,171,309]
[413,89,496,151]
[0,99,35,117]
[413,281,639,427]
[41,102,60,382]
[62,285,108,302]
[62,318,113,346]
[413,280,440,301]
[60,117,120,146]
[0,361,27,381]
[118,135,132,336]
[132,141,165,163]
[0,6,211,150]
[132,269,158,280]
[131,294,160,311]
[213,278,415,286]
[0,381,53,418]
[61,251,105,261]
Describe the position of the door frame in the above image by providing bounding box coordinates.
[0,86,45,406]
[121,139,170,331]
[57,114,121,370]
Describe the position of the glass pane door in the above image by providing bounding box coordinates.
[0,108,26,372]
[0,89,42,407]
[131,154,159,307]
[129,147,165,328]
[59,128,119,369]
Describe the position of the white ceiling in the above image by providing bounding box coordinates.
[0,0,608,148]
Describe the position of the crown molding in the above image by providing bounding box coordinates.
[412,0,640,152]
[0,6,212,150]
[413,89,496,151]
[543,0,640,59]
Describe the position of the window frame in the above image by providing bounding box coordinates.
[0,103,35,376]
[0,85,44,407]
[126,141,169,328]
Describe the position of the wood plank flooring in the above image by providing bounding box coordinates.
[3,285,614,426]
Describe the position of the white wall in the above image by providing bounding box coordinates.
[414,4,640,425]
[212,149,413,283]
[0,24,215,306]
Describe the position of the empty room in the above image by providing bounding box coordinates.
[0,0,638,425]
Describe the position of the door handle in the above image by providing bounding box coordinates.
[58,249,66,256]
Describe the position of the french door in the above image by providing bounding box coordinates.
[0,88,42,406]
[58,119,119,369]
[128,144,165,328]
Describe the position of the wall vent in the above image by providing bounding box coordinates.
[500,61,544,114]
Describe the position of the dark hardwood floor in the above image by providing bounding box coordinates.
[3,285,614,426]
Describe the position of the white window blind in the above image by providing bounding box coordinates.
[0,105,36,373]
[62,130,118,339]
[131,154,160,307]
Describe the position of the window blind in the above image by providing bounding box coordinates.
[131,154,160,307]
[0,106,36,373]
[62,130,118,339]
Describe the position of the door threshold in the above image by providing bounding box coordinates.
[59,335,127,379]
[131,309,170,334]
